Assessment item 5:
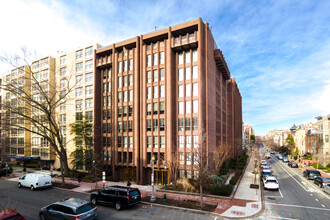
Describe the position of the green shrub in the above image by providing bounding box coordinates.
[219,168,229,176]
[229,179,237,185]
[312,163,325,169]
[294,156,298,160]
[235,168,243,174]
[326,164,330,168]
[210,184,233,196]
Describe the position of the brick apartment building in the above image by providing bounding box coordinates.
[94,18,242,185]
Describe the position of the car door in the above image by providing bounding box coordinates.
[45,204,62,220]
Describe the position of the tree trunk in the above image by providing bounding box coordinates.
[60,161,65,185]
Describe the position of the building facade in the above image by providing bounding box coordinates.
[94,18,242,184]
[316,115,330,155]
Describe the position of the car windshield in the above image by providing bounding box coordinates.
[76,203,94,215]
[129,190,139,196]
[266,180,277,183]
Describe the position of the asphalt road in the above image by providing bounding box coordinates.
[260,152,330,220]
[0,179,219,220]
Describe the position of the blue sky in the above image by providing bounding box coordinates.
[1,0,330,135]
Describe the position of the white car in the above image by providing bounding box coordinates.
[18,173,52,190]
[263,176,279,190]
[324,183,330,195]
[261,160,267,166]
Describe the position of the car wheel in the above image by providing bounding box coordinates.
[115,202,122,211]
[18,183,22,188]
[91,197,97,205]
[31,185,34,191]
[40,213,46,220]
[319,183,322,188]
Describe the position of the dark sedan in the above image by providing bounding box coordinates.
[289,162,298,168]
[313,177,330,188]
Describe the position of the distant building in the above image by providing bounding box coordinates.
[316,115,330,155]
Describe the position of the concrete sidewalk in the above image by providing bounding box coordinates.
[6,156,264,219]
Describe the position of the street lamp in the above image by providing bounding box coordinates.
[164,166,167,186]
[150,156,156,202]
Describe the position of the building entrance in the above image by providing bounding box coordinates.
[154,168,168,185]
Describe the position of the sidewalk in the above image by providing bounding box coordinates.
[6,157,264,219]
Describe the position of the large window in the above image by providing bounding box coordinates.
[118,61,122,73]
[160,102,165,114]
[159,119,165,131]
[147,71,151,83]
[153,53,158,66]
[76,50,83,59]
[178,53,183,65]
[86,47,93,57]
[85,99,93,110]
[85,85,93,96]
[186,84,191,97]
[153,136,158,148]
[185,51,190,63]
[185,67,191,80]
[160,85,165,98]
[153,70,158,82]
[160,52,164,64]
[76,100,83,111]
[160,68,165,81]
[193,118,198,130]
[178,68,184,81]
[179,135,184,148]
[192,49,197,62]
[128,74,133,86]
[85,60,93,70]
[178,118,184,131]
[185,118,191,131]
[147,103,152,115]
[178,101,184,114]
[160,136,165,148]
[186,135,191,148]
[118,76,122,88]
[193,83,198,96]
[192,66,198,79]
[178,85,184,97]
[147,54,151,67]
[193,100,198,113]
[129,59,133,71]
[86,72,93,84]
[147,87,151,99]
[76,62,83,72]
[153,86,158,99]
[193,135,198,148]
[186,101,191,114]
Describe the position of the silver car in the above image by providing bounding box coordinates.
[39,197,98,220]
[324,183,330,195]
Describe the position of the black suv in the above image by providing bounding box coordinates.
[90,185,141,210]
[303,169,321,180]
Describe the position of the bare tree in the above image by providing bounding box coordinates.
[0,49,77,184]
[165,144,180,184]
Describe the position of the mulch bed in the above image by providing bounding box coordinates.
[142,196,217,212]
[52,181,79,189]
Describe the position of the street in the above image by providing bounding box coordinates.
[0,179,218,220]
[260,153,330,220]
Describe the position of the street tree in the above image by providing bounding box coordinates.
[285,134,295,154]
[0,49,77,184]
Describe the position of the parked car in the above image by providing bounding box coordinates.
[313,177,330,188]
[270,151,275,154]
[276,154,283,160]
[18,173,52,190]
[324,183,330,195]
[263,176,279,190]
[0,209,25,220]
[90,185,141,210]
[260,160,267,166]
[261,166,271,172]
[283,158,289,163]
[261,170,273,179]
[39,198,98,220]
[289,162,298,168]
[303,169,321,180]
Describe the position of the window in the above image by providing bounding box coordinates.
[178,118,184,131]
[107,109,111,119]
[103,97,107,106]
[60,56,66,65]
[129,59,133,71]
[153,53,158,66]
[118,122,122,132]
[76,75,82,86]
[153,70,158,82]
[123,91,127,102]
[129,106,133,116]
[160,136,165,148]
[118,137,122,148]
[76,112,83,120]
[153,86,158,99]
[60,103,66,113]
[86,46,93,57]
[192,66,198,79]
[326,135,329,143]
[153,119,158,131]
[123,60,127,72]
[60,114,66,124]
[107,82,111,92]
[153,136,158,148]
[123,136,127,148]
[186,84,191,97]
[123,106,127,117]
[186,152,191,165]
[193,100,198,113]
[76,62,83,72]
[182,35,187,42]
[128,74,133,86]
[160,102,165,114]
[147,87,151,99]
[60,67,66,77]
[178,53,183,65]
[185,118,191,131]
[159,52,164,64]
[186,101,191,114]
[147,136,152,148]
[75,87,83,97]
[85,60,93,70]
[118,92,122,102]
[85,99,93,110]
[185,51,190,63]
[160,68,165,81]
[193,83,198,96]
[118,76,122,88]
[193,135,198,148]
[118,107,122,117]
[147,103,152,115]
[123,76,127,87]
[118,61,122,73]
[76,100,83,111]
[179,153,184,165]
[194,153,199,165]
[147,71,151,83]
[178,101,184,114]
[86,111,93,122]
[160,85,165,98]
[186,135,191,148]
[129,90,133,102]
[128,121,133,132]
[85,85,93,96]
[192,49,197,62]
[86,72,93,84]
[159,119,165,131]
[107,96,111,106]
[189,33,195,41]
[178,85,184,97]
[193,118,198,130]
[178,68,184,81]
[129,136,133,148]
[179,135,184,148]
[147,119,152,131]
[60,79,67,90]
[76,50,83,59]
[153,103,158,114]
[147,54,151,67]
[185,67,191,80]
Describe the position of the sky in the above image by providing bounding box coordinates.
[1,0,330,136]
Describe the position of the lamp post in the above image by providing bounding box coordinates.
[150,156,156,202]
[164,166,167,186]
